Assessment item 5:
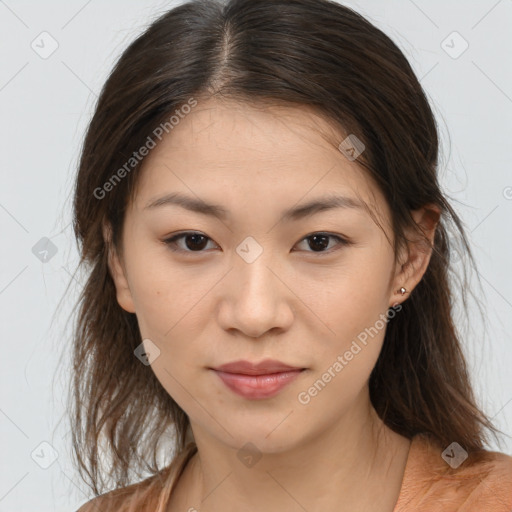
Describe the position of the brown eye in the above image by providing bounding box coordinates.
[294,233,350,254]
[163,231,350,256]
[163,232,217,253]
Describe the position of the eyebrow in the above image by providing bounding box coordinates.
[144,192,365,222]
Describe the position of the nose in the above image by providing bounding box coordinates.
[216,251,295,339]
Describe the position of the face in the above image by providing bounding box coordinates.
[107,98,415,455]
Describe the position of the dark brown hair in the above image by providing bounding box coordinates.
[68,0,499,497]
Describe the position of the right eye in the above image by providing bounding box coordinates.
[163,231,219,253]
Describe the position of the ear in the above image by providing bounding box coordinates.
[102,220,136,314]
[389,204,441,307]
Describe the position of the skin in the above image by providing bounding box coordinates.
[105,98,440,512]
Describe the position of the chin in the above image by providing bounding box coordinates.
[217,418,305,455]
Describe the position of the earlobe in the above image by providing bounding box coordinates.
[389,204,441,307]
[102,221,136,314]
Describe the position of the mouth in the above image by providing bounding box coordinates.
[210,359,307,400]
[213,359,305,375]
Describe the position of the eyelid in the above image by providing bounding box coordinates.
[163,231,219,253]
[162,230,351,255]
[293,231,350,253]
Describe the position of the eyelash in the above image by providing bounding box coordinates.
[162,231,351,256]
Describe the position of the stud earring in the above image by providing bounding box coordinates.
[398,287,407,295]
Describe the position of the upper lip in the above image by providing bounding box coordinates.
[212,359,305,375]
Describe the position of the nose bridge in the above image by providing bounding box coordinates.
[219,235,293,337]
[234,234,280,307]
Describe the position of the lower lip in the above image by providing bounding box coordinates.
[213,369,305,400]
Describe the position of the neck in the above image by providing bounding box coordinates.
[171,393,411,512]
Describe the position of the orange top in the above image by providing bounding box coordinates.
[77,433,512,512]
[393,434,512,511]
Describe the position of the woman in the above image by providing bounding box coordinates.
[71,0,512,510]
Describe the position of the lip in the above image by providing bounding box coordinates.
[214,359,304,375]
[211,359,306,400]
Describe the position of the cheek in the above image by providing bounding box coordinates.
[297,289,391,416]
[305,249,394,384]
[314,250,394,335]
[124,257,212,405]
[319,298,388,390]
[127,250,212,338]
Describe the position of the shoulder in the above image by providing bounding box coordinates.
[75,443,198,512]
[395,433,512,511]
[451,449,512,507]
[75,466,172,512]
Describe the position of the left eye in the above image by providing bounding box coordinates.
[294,232,349,253]
[163,231,349,254]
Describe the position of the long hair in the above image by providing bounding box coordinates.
[68,0,499,496]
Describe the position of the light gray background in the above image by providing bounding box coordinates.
[1,0,511,510]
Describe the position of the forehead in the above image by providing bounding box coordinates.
[132,98,388,221]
